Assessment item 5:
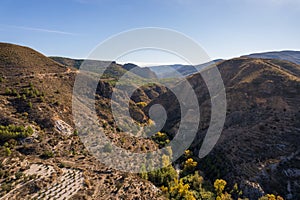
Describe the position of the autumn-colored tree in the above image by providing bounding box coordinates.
[184,149,192,158]
[259,194,284,200]
[214,179,227,195]
[182,158,197,176]
[214,179,233,200]
[167,178,196,200]
[181,171,203,191]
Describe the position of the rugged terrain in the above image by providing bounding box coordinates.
[147,57,300,199]
[0,43,165,199]
[0,42,299,200]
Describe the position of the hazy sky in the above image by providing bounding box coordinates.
[0,0,299,65]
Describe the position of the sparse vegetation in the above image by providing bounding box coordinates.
[0,43,298,199]
[0,125,33,142]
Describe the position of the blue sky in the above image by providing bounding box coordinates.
[0,0,299,65]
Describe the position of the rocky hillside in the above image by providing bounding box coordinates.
[146,57,300,199]
[0,43,166,199]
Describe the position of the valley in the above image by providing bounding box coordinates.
[0,42,299,200]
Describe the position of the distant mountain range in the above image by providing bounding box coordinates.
[243,50,300,65]
[149,51,300,78]
[148,59,223,78]
[50,51,300,80]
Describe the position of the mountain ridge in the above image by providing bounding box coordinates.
[243,50,300,65]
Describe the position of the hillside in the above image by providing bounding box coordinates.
[1,42,300,200]
[0,43,165,199]
[145,57,300,199]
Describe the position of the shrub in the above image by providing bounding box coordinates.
[22,94,27,101]
[5,88,12,95]
[4,147,11,156]
[73,129,78,136]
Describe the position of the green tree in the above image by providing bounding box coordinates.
[148,155,177,187]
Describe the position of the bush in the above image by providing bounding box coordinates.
[73,129,78,136]
[5,88,12,95]
[4,147,11,156]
